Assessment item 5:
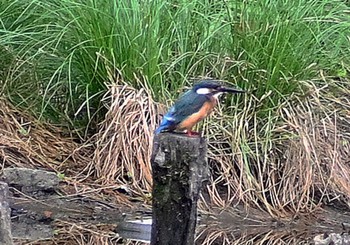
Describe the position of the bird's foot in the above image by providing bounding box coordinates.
[186,130,200,137]
[167,130,201,137]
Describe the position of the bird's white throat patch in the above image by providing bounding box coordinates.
[196,88,211,94]
[213,92,223,99]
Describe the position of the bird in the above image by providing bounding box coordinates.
[155,79,245,136]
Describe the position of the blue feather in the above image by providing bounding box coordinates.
[155,90,209,134]
[155,107,176,134]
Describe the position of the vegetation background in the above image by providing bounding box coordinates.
[0,0,349,244]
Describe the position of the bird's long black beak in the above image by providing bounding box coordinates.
[219,86,245,94]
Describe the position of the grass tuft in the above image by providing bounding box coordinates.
[90,80,161,194]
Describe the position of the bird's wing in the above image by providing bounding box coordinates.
[155,91,208,133]
[170,91,208,125]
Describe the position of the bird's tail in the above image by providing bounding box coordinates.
[154,126,163,135]
[155,116,174,134]
[154,122,168,134]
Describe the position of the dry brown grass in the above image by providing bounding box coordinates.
[200,76,350,217]
[1,74,350,244]
[197,228,309,245]
[0,97,91,174]
[196,204,349,245]
[18,221,121,245]
[0,97,135,244]
[89,81,162,195]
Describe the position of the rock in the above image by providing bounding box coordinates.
[314,233,350,245]
[0,168,60,192]
[11,223,53,240]
[0,182,13,245]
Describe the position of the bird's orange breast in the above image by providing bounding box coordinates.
[177,99,216,131]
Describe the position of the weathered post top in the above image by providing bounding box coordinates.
[151,133,208,245]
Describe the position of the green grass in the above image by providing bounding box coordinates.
[0,0,349,137]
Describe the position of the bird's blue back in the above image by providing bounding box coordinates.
[155,90,209,134]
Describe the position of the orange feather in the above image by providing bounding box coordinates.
[177,99,216,131]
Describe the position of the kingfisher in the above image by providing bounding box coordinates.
[155,79,245,136]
